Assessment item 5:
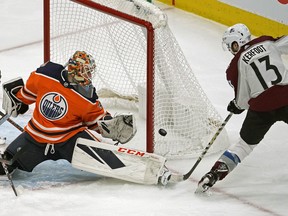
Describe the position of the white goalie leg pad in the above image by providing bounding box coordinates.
[72,138,166,185]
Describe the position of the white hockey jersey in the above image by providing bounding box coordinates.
[226,35,288,111]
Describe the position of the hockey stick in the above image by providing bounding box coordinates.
[170,112,233,183]
[0,112,10,125]
[0,144,27,165]
[0,111,24,132]
[0,110,26,165]
[0,111,25,196]
[1,162,18,196]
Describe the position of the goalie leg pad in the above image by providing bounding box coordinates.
[72,138,166,185]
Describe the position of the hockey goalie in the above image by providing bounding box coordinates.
[0,51,171,186]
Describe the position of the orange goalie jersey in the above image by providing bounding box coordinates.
[16,61,108,144]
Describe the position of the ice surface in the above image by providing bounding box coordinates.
[0,1,287,216]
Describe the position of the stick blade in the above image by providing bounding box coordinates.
[169,174,184,183]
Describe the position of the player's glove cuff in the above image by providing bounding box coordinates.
[227,99,244,114]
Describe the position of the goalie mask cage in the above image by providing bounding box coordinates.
[44,0,229,158]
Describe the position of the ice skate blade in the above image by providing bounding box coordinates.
[195,184,213,196]
[195,185,209,194]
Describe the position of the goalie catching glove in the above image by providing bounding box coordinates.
[97,113,137,144]
[2,77,29,117]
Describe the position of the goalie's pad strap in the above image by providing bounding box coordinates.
[72,138,166,185]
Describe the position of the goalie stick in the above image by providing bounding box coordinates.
[0,110,25,196]
[169,113,233,183]
[0,112,10,125]
[0,110,26,165]
[1,162,18,196]
[0,144,27,166]
[0,111,24,132]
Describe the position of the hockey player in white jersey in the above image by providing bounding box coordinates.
[197,24,288,192]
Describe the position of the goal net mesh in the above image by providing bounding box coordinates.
[46,0,229,158]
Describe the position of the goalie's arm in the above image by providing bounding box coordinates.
[96,113,137,144]
[2,77,29,118]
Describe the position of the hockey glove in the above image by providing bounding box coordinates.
[2,77,29,118]
[97,113,137,144]
[227,99,244,114]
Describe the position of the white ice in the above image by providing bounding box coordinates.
[0,1,287,216]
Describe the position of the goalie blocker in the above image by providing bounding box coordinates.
[72,138,171,185]
[2,77,28,118]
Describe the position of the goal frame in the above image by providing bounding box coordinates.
[43,0,156,153]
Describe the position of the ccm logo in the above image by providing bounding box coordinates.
[118,147,145,157]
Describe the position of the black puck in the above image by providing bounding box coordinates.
[158,128,167,136]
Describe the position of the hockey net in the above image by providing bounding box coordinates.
[44,0,229,158]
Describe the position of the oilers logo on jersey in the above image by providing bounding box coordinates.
[39,92,68,120]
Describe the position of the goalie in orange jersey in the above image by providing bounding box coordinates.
[0,51,139,179]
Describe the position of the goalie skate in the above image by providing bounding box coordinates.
[158,166,171,186]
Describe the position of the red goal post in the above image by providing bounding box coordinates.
[43,0,229,158]
[44,0,156,153]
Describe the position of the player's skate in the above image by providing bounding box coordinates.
[195,171,219,193]
[158,166,171,186]
[196,161,229,193]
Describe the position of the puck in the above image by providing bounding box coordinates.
[158,128,167,136]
